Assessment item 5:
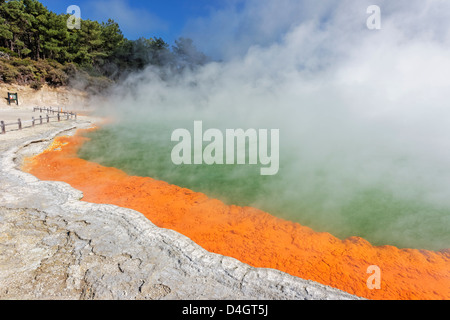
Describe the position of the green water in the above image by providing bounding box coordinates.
[78,121,450,251]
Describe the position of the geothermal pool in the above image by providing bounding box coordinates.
[78,120,450,252]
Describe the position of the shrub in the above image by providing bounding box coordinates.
[11,58,33,67]
[30,80,43,90]
[45,68,69,87]
[33,59,53,76]
[0,61,19,83]
[0,47,19,58]
[46,59,64,69]
[62,62,77,76]
[16,64,36,85]
[17,64,34,74]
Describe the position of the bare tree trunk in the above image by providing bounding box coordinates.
[36,35,40,60]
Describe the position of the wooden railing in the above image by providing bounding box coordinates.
[1,107,77,134]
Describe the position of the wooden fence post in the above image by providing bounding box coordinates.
[46,114,49,123]
[32,117,35,127]
[1,121,5,134]
[40,115,43,125]
[57,112,60,122]
[18,118,22,130]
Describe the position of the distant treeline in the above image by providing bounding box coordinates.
[0,0,209,90]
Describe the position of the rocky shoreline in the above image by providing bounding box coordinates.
[0,115,360,300]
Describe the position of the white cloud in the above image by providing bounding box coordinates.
[184,0,450,60]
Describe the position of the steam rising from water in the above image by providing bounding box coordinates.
[83,0,450,250]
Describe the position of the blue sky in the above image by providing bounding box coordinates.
[38,0,450,61]
[40,0,226,45]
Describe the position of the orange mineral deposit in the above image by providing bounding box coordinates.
[23,130,450,300]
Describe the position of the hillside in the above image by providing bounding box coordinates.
[0,51,112,95]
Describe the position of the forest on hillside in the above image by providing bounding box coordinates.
[0,0,209,91]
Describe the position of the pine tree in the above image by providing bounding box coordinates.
[23,0,49,60]
[1,0,30,55]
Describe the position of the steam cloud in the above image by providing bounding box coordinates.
[88,0,450,250]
